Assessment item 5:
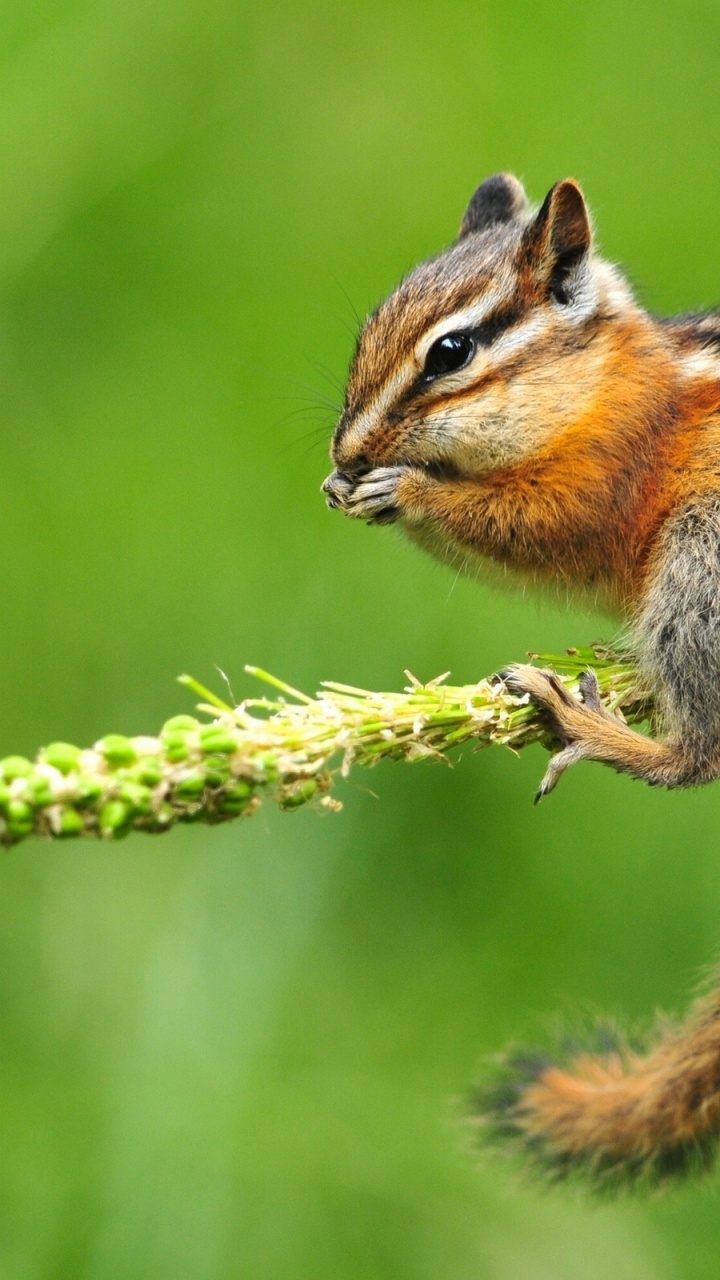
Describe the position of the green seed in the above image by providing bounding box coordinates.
[142,802,174,832]
[280,779,317,810]
[198,727,238,755]
[218,796,250,815]
[43,742,82,775]
[58,807,84,837]
[26,776,54,807]
[174,772,206,800]
[97,735,137,767]
[255,752,278,782]
[217,779,254,814]
[6,819,34,840]
[133,759,163,786]
[99,800,131,835]
[163,735,191,763]
[161,715,199,734]
[225,779,253,801]
[7,799,32,824]
[74,777,104,807]
[117,781,152,813]
[204,754,231,786]
[0,756,33,780]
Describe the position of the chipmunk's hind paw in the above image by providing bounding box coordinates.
[503,663,601,800]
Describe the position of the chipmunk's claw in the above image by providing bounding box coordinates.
[578,668,604,712]
[502,663,601,801]
[534,744,589,802]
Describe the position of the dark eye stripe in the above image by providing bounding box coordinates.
[472,305,522,347]
[397,304,525,408]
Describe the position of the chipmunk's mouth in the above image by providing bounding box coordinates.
[323,457,454,502]
[322,459,458,525]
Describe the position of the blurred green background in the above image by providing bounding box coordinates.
[2,1,720,1276]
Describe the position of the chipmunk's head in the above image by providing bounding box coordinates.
[324,174,633,499]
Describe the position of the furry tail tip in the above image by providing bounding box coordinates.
[470,1017,720,1193]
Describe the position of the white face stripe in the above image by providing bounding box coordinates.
[339,357,416,454]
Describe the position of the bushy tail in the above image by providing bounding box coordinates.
[473,986,720,1191]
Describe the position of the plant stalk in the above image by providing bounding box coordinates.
[0,645,649,847]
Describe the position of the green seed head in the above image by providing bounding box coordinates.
[5,819,34,841]
[225,779,253,801]
[217,778,255,815]
[218,796,250,815]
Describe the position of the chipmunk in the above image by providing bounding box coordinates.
[322,175,720,1188]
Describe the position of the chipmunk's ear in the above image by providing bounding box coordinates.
[522,179,592,300]
[458,174,530,238]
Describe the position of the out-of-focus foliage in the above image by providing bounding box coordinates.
[1,2,720,1276]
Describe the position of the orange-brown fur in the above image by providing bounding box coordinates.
[482,984,720,1187]
[323,174,720,1185]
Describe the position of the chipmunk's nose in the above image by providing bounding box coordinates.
[323,455,371,487]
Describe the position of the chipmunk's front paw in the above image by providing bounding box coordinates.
[503,664,609,802]
[323,465,424,525]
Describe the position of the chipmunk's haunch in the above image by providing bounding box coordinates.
[323,175,720,1187]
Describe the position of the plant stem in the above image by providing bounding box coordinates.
[0,645,649,847]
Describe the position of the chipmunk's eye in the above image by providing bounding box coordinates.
[422,332,475,380]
